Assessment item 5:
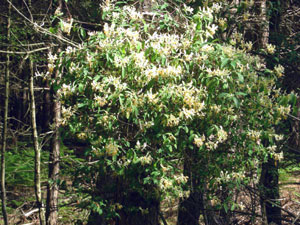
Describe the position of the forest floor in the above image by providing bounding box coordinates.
[1,168,300,224]
[278,170,300,224]
[160,169,300,225]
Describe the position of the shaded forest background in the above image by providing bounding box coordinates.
[0,0,300,224]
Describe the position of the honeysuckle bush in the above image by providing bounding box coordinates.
[52,0,294,219]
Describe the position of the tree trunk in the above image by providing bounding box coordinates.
[260,158,281,225]
[1,2,11,224]
[178,191,202,225]
[257,0,269,49]
[29,58,46,225]
[177,154,202,225]
[46,61,61,225]
[88,203,160,225]
[46,90,61,225]
[87,173,160,225]
[257,0,282,224]
[46,1,62,223]
[42,80,51,132]
[177,150,222,225]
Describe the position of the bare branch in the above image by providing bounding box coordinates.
[0,46,52,55]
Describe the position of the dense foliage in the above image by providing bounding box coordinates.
[1,0,300,224]
[54,1,293,220]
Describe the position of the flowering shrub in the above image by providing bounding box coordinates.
[54,0,292,219]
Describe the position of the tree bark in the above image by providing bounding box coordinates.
[29,58,46,225]
[177,150,222,225]
[177,153,202,225]
[257,0,282,224]
[1,2,11,225]
[46,0,62,223]
[87,173,160,225]
[42,80,51,132]
[257,0,269,49]
[46,85,61,225]
[260,158,281,225]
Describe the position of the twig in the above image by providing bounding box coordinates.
[159,211,168,225]
[288,113,300,121]
[0,47,51,55]
[21,208,39,218]
[292,213,300,225]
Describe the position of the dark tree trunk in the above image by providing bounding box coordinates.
[46,69,61,225]
[1,2,11,224]
[177,149,222,225]
[259,0,282,224]
[177,191,202,225]
[177,152,202,225]
[42,81,51,132]
[46,1,63,223]
[260,158,281,225]
[87,173,160,225]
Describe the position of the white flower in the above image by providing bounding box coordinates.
[277,105,290,117]
[166,114,180,127]
[274,152,284,161]
[160,178,173,190]
[194,135,205,147]
[274,134,284,141]
[274,65,284,77]
[94,95,107,107]
[48,52,57,64]
[180,108,196,119]
[174,174,189,184]
[207,24,218,37]
[247,130,261,144]
[66,46,76,55]
[244,41,253,51]
[201,44,214,52]
[105,143,119,156]
[183,4,194,14]
[103,23,116,37]
[267,145,277,152]
[200,7,213,20]
[133,52,148,69]
[212,3,222,13]
[140,154,153,165]
[217,128,228,143]
[60,18,73,35]
[266,44,276,54]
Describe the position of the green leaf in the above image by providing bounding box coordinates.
[236,92,247,96]
[265,69,273,74]
[219,93,230,98]
[230,60,236,69]
[80,28,86,38]
[94,75,101,82]
[78,103,86,108]
[231,204,235,211]
[232,96,240,107]
[160,3,169,10]
[224,204,228,213]
[143,19,149,33]
[121,67,126,79]
[237,72,244,83]
[136,41,142,52]
[78,83,84,92]
[221,58,229,68]
[49,27,57,34]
